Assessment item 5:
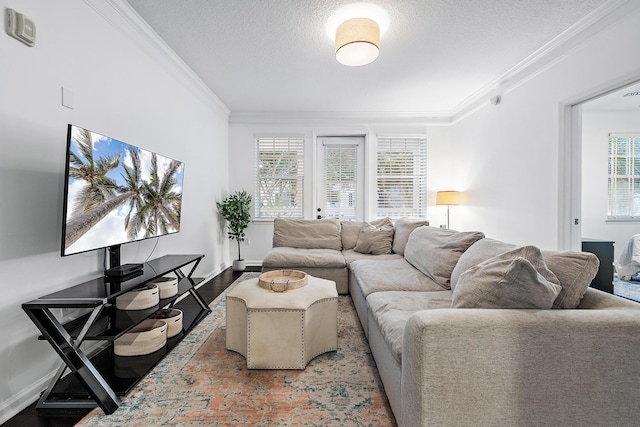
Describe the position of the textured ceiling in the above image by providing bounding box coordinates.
[125,0,608,114]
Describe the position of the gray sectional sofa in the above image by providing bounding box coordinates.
[262,218,640,426]
[262,217,422,294]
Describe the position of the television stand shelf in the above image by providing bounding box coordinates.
[22,254,210,415]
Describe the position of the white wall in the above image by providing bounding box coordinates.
[227,119,455,264]
[448,89,563,247]
[448,4,640,250]
[0,0,229,421]
[582,111,640,261]
[228,0,640,261]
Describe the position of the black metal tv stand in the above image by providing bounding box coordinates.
[22,254,210,415]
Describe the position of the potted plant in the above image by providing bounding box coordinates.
[217,190,252,271]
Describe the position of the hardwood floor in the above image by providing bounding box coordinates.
[4,266,260,427]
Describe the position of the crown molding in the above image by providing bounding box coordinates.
[229,110,451,126]
[84,0,230,118]
[87,0,635,126]
[450,0,637,123]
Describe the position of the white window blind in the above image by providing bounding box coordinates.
[323,143,359,220]
[608,133,640,219]
[255,136,304,218]
[376,137,427,219]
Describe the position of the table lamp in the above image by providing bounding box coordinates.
[436,191,462,229]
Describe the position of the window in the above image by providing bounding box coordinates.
[376,136,427,219]
[255,136,304,218]
[608,134,640,220]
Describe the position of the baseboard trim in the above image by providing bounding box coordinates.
[0,370,55,425]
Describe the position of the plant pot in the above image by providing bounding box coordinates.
[233,259,246,271]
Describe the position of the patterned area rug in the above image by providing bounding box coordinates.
[614,276,640,303]
[76,273,396,426]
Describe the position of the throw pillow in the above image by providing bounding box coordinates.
[449,238,600,309]
[353,218,394,255]
[452,246,562,309]
[404,226,485,290]
[450,238,517,291]
[391,218,429,256]
[542,250,600,309]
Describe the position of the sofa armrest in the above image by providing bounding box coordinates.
[401,307,640,427]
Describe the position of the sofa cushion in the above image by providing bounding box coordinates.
[392,218,429,256]
[542,250,599,309]
[341,221,364,250]
[404,227,485,290]
[342,249,403,266]
[354,218,394,255]
[450,238,517,291]
[350,258,444,297]
[262,247,346,268]
[273,218,342,250]
[450,238,600,309]
[452,246,562,309]
[367,291,453,364]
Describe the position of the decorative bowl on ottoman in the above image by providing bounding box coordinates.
[115,284,159,310]
[153,308,183,337]
[258,269,308,292]
[114,319,167,356]
[152,276,178,299]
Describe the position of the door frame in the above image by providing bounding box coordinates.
[560,73,640,250]
[313,134,368,221]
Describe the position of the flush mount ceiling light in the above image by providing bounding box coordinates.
[335,17,380,66]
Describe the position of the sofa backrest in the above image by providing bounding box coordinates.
[392,218,429,256]
[341,218,430,253]
[340,221,364,250]
[272,217,432,253]
[273,218,342,250]
[404,226,485,289]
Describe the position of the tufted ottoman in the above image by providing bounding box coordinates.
[226,276,338,369]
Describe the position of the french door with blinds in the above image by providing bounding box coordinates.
[316,136,365,221]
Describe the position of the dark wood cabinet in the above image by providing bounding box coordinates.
[581,239,615,293]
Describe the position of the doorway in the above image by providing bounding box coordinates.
[316,136,365,221]
[562,76,640,252]
[580,80,640,262]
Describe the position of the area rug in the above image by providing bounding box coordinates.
[76,273,396,426]
[614,276,640,303]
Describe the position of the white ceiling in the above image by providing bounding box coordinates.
[125,0,610,114]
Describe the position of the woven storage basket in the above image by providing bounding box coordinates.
[153,276,178,299]
[153,308,183,338]
[116,284,159,310]
[114,319,167,356]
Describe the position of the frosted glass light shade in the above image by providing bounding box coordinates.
[436,191,462,206]
[335,18,380,66]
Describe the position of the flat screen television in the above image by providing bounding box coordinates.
[61,124,184,268]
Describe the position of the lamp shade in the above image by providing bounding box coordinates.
[335,18,380,66]
[436,191,462,206]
